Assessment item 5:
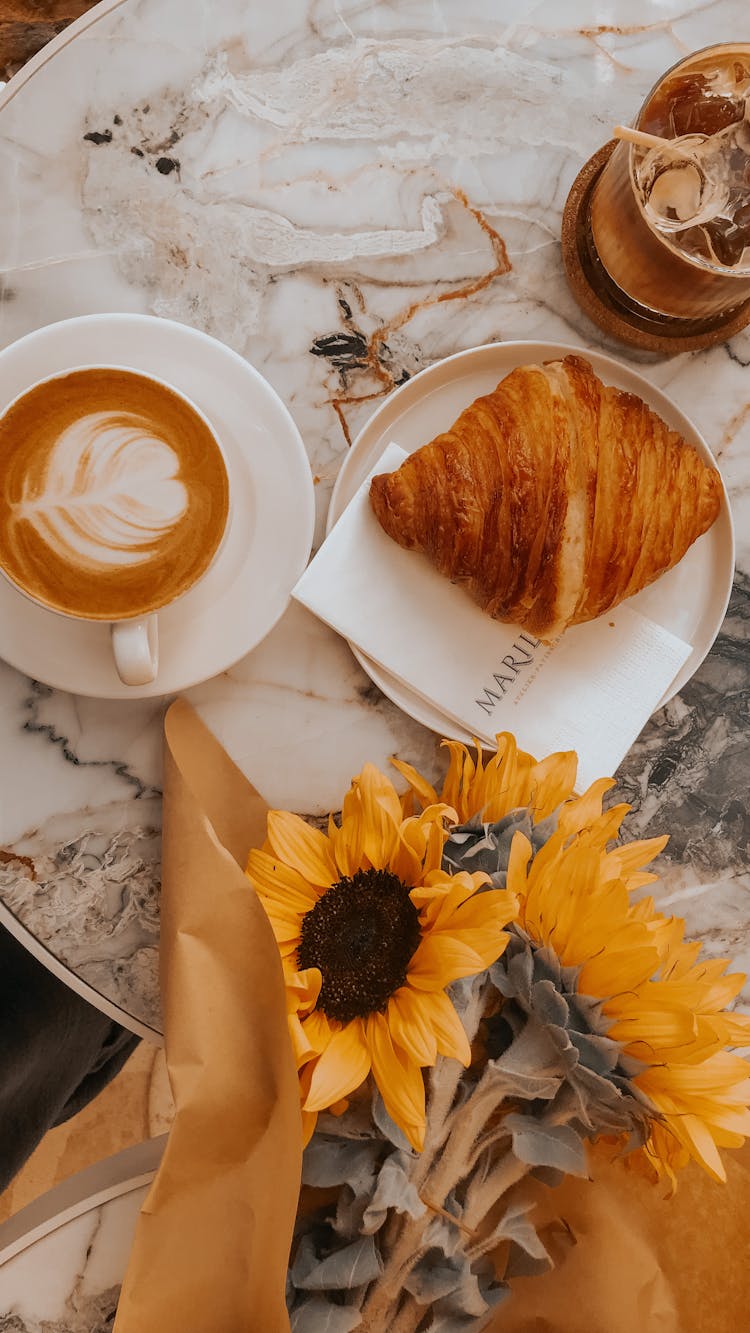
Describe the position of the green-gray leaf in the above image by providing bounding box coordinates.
[494,1202,551,1260]
[302,1138,380,1191]
[291,1297,363,1331]
[492,1017,576,1087]
[404,1252,466,1303]
[504,1113,588,1176]
[371,1090,415,1153]
[429,1269,489,1325]
[530,978,569,1027]
[291,1235,382,1291]
[361,1152,426,1234]
[569,1030,622,1076]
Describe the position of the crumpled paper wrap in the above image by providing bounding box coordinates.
[113,699,301,1333]
[489,1137,750,1333]
[114,700,750,1333]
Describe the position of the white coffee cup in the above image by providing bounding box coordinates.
[111,608,162,688]
[0,365,231,687]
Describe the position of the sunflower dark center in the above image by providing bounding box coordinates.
[297,868,422,1024]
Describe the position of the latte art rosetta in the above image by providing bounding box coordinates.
[0,368,230,620]
[14,412,189,570]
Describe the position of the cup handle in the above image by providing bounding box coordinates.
[111,615,159,686]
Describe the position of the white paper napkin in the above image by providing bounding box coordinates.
[294,444,693,790]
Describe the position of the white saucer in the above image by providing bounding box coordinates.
[328,341,735,746]
[0,314,315,698]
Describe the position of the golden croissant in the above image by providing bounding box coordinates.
[369,354,722,639]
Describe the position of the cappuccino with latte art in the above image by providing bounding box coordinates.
[0,368,229,620]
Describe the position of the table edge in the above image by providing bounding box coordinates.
[0,900,162,1043]
[0,1135,166,1262]
[0,0,130,113]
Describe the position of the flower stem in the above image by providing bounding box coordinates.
[362,1079,524,1325]
[412,978,490,1191]
[359,1225,426,1328]
[361,981,537,1326]
[391,1295,428,1333]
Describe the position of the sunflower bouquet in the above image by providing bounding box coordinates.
[245,735,750,1332]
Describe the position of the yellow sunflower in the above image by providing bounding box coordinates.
[246,762,515,1151]
[505,785,750,1186]
[403,733,750,1185]
[393,731,579,825]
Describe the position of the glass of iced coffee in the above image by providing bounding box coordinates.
[579,45,750,337]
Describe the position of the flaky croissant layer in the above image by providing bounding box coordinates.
[369,354,722,639]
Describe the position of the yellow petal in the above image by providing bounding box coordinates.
[579,946,658,998]
[367,1012,426,1150]
[581,803,630,856]
[624,870,664,891]
[655,1053,750,1094]
[657,936,701,978]
[412,871,490,929]
[262,909,302,950]
[286,967,322,1016]
[646,969,745,1015]
[400,788,416,818]
[556,777,615,838]
[506,831,533,900]
[474,739,532,824]
[389,806,453,885]
[679,1113,728,1182]
[245,848,319,914]
[289,1013,318,1069]
[257,895,306,926]
[422,808,454,876]
[420,988,471,1065]
[276,938,301,960]
[606,1007,697,1051]
[302,1008,335,1055]
[708,1012,750,1045]
[267,810,337,887]
[407,933,485,990]
[529,750,578,820]
[389,757,438,811]
[612,835,670,880]
[443,924,510,969]
[387,988,438,1066]
[680,1101,750,1137]
[331,806,364,878]
[439,740,477,819]
[304,1019,371,1111]
[353,763,403,868]
[449,888,516,931]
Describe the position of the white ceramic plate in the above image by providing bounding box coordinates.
[328,341,734,745]
[0,314,315,698]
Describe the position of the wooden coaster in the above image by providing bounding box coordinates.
[561,141,750,354]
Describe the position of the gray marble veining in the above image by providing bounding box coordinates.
[618,574,750,990]
[0,1288,119,1333]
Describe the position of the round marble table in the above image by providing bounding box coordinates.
[0,1138,165,1327]
[0,0,749,1047]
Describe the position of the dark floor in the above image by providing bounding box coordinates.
[0,0,99,82]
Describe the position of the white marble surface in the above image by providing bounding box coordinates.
[0,0,749,1036]
[0,1139,163,1331]
[0,1187,143,1330]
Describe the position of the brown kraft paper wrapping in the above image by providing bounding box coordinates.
[114,700,750,1332]
[489,1137,750,1333]
[114,699,301,1333]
